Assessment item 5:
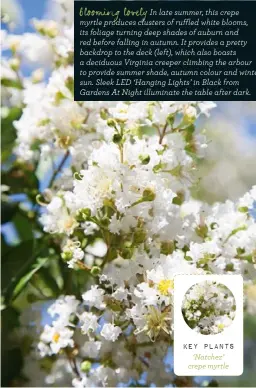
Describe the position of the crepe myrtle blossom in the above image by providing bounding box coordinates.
[79,312,99,335]
[37,295,79,356]
[182,281,236,335]
[39,323,74,354]
[82,286,106,310]
[100,323,122,342]
[3,3,256,386]
[48,295,80,325]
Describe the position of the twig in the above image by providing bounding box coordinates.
[77,260,91,271]
[119,144,124,164]
[139,356,150,368]
[159,123,168,144]
[48,150,70,188]
[72,357,81,379]
[66,350,81,380]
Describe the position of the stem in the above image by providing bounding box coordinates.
[119,144,124,164]
[77,260,91,271]
[66,350,81,380]
[48,150,70,188]
[153,124,161,138]
[72,357,81,379]
[139,356,150,368]
[159,123,168,144]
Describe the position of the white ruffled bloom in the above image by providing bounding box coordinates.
[39,323,74,354]
[101,323,122,342]
[82,286,106,310]
[79,312,99,334]
[48,295,79,325]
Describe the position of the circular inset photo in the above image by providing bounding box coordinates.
[181,281,236,335]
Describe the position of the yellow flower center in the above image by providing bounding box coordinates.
[99,179,111,192]
[57,135,72,148]
[52,333,60,343]
[157,279,174,296]
[70,114,84,129]
[217,323,225,330]
[63,217,76,231]
[146,306,171,341]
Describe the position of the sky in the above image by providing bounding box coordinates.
[15,0,47,33]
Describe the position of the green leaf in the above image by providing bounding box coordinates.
[13,212,34,242]
[30,268,60,298]
[1,240,34,302]
[65,76,74,95]
[1,107,22,161]
[1,78,23,89]
[1,305,20,332]
[1,233,9,256]
[184,123,195,134]
[48,259,64,290]
[2,164,39,193]
[1,200,18,224]
[166,113,175,127]
[141,125,156,136]
[1,347,23,387]
[13,257,49,299]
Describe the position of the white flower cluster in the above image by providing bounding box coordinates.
[37,293,172,387]
[35,129,255,386]
[182,281,236,335]
[2,0,256,386]
[38,296,79,356]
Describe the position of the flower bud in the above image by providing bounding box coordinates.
[172,191,185,206]
[183,106,197,124]
[112,133,122,144]
[238,206,248,213]
[81,208,91,219]
[32,68,44,83]
[9,58,20,71]
[133,229,146,244]
[107,118,117,128]
[142,188,156,201]
[161,241,175,255]
[61,251,72,262]
[139,154,150,165]
[81,360,92,373]
[90,266,101,276]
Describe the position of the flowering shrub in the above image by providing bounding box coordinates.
[1,1,256,387]
[182,281,236,335]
